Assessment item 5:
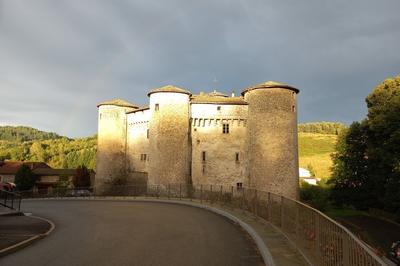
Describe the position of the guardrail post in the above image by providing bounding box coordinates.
[200,185,203,203]
[254,189,258,217]
[241,187,245,212]
[315,214,322,265]
[342,234,350,266]
[231,186,234,208]
[267,192,271,222]
[280,195,284,229]
[295,202,299,242]
[210,184,213,203]
[220,185,222,204]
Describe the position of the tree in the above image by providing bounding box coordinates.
[72,165,91,188]
[365,76,400,214]
[14,164,37,191]
[330,75,400,217]
[329,122,374,209]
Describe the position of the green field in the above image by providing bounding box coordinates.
[298,133,338,179]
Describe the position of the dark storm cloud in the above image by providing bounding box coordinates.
[0,0,399,137]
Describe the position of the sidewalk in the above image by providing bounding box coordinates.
[0,212,52,254]
[0,206,20,216]
[189,200,309,266]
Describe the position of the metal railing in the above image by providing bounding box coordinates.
[19,184,386,265]
[0,189,22,211]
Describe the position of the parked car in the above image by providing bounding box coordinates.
[67,189,92,197]
[0,182,16,192]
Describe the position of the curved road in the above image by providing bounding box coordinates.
[1,200,263,266]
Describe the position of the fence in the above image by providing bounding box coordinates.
[0,189,22,211]
[19,184,386,266]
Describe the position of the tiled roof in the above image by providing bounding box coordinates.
[0,161,51,175]
[147,85,191,96]
[241,81,299,95]
[32,168,95,176]
[126,106,150,114]
[207,90,228,97]
[97,99,139,108]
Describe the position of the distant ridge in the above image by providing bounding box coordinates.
[0,126,63,142]
[298,122,347,135]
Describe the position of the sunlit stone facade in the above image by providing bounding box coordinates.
[95,82,300,199]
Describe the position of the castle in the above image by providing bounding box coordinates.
[95,81,300,199]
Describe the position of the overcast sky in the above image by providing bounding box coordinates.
[0,0,399,137]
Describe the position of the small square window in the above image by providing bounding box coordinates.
[217,106,221,111]
[155,103,159,111]
[140,154,147,161]
[236,183,243,189]
[222,123,229,134]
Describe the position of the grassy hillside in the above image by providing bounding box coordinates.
[298,133,338,179]
[0,123,342,176]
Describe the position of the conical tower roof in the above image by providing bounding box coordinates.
[97,99,139,108]
[241,81,299,96]
[147,85,191,97]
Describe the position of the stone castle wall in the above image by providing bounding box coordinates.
[244,88,299,199]
[126,109,150,173]
[148,92,191,186]
[96,82,300,199]
[95,105,136,192]
[190,103,248,187]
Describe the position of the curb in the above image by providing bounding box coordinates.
[0,211,24,217]
[22,197,275,266]
[0,215,55,258]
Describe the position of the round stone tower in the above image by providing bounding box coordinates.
[95,99,138,193]
[242,81,299,199]
[147,85,191,186]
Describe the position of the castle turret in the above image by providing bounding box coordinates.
[147,86,191,186]
[242,81,299,199]
[95,99,138,193]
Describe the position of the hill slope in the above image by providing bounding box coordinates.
[0,126,96,169]
[0,126,62,142]
[298,133,337,179]
[0,122,342,176]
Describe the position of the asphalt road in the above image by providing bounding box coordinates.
[0,200,264,266]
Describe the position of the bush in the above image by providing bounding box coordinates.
[14,164,37,191]
[300,182,331,212]
[72,165,91,187]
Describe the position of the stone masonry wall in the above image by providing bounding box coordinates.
[95,105,135,192]
[148,92,190,186]
[126,109,150,173]
[190,103,248,187]
[244,88,299,199]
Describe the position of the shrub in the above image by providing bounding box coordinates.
[72,165,91,187]
[300,181,331,212]
[14,164,37,191]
